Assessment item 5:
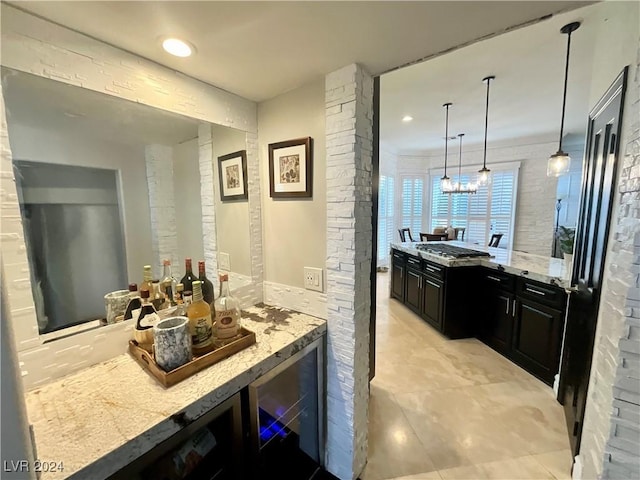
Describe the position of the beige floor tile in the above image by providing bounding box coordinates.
[530,450,573,479]
[390,471,443,479]
[369,273,571,480]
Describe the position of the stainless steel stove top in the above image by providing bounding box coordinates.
[415,243,492,259]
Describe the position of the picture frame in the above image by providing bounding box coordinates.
[217,150,248,201]
[268,137,313,198]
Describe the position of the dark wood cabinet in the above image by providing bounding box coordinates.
[421,275,443,330]
[482,290,515,355]
[405,267,422,314]
[390,252,405,302]
[511,297,564,385]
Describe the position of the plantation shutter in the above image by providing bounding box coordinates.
[377,176,395,263]
[401,176,424,238]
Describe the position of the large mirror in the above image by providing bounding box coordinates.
[2,67,253,336]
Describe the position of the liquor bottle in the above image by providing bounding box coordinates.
[124,283,141,321]
[174,283,187,316]
[151,280,167,311]
[134,289,160,352]
[141,265,153,295]
[187,281,213,355]
[160,259,177,306]
[180,258,197,293]
[198,261,215,308]
[175,283,184,305]
[214,273,241,345]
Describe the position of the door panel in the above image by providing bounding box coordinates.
[422,277,443,329]
[405,268,422,313]
[559,68,628,456]
[391,263,405,301]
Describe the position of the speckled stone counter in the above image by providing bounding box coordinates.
[391,241,571,288]
[24,305,326,480]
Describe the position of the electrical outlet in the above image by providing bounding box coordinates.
[303,267,323,293]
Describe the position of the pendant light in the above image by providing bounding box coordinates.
[440,103,453,192]
[477,75,495,186]
[446,133,477,195]
[547,21,581,177]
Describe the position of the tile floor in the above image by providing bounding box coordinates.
[361,272,572,480]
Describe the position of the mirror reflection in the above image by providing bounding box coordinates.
[2,68,252,336]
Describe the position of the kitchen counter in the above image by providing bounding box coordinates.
[391,241,571,288]
[23,305,326,480]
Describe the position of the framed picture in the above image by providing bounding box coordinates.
[268,137,313,198]
[217,150,248,201]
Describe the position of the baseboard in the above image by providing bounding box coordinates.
[263,281,327,319]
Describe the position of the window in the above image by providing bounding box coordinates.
[401,176,424,239]
[377,175,395,264]
[429,167,518,248]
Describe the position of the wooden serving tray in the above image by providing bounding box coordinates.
[128,327,256,388]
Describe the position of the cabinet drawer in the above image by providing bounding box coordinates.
[392,250,406,264]
[406,255,422,269]
[483,270,515,291]
[517,279,566,309]
[422,261,445,280]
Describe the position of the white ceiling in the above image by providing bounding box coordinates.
[381,3,601,155]
[7,1,591,102]
[2,68,202,146]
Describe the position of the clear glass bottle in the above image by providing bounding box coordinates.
[180,258,197,294]
[151,280,167,310]
[187,281,214,356]
[214,273,241,345]
[198,261,215,309]
[160,259,177,306]
[141,265,153,295]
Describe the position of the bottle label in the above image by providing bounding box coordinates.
[215,309,240,339]
[139,312,160,329]
[191,315,213,348]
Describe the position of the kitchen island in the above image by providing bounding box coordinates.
[23,305,326,480]
[390,241,571,385]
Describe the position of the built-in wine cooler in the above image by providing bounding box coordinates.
[248,338,325,480]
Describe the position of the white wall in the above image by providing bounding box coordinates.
[211,124,252,278]
[173,138,204,272]
[6,122,152,282]
[258,78,327,315]
[578,2,640,479]
[394,139,558,255]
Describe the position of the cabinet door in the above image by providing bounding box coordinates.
[405,268,422,314]
[482,290,514,355]
[391,263,405,301]
[512,298,563,385]
[422,276,443,330]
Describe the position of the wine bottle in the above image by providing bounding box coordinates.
[124,283,141,321]
[214,273,241,345]
[198,261,215,308]
[180,258,197,293]
[134,289,160,353]
[187,281,213,355]
[151,280,167,311]
[160,259,177,306]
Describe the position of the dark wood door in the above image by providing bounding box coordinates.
[391,262,404,302]
[512,298,563,385]
[558,68,628,456]
[422,276,443,329]
[483,290,515,355]
[405,268,422,314]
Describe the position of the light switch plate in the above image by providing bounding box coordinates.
[219,252,230,271]
[304,267,323,293]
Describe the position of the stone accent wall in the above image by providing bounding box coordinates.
[198,124,219,282]
[580,48,640,480]
[325,64,373,480]
[263,281,327,319]
[246,131,264,303]
[145,145,178,277]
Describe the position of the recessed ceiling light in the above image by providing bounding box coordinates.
[402,115,413,122]
[162,38,193,57]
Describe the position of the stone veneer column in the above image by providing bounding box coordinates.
[198,124,219,282]
[245,131,264,294]
[325,64,373,480]
[580,47,640,479]
[145,144,177,277]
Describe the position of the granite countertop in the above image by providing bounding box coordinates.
[24,305,326,480]
[391,241,571,288]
